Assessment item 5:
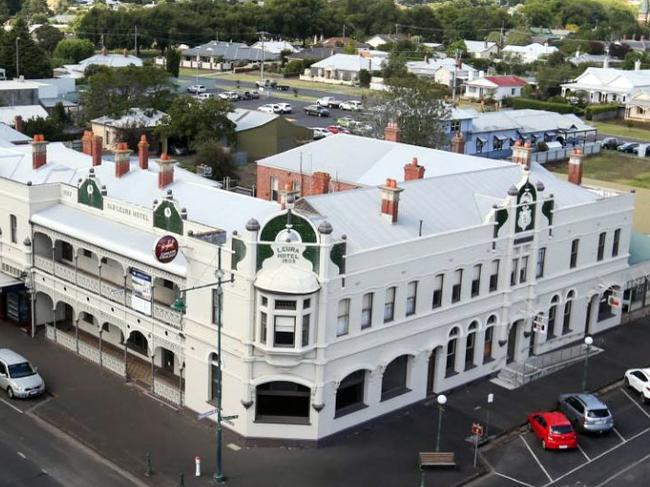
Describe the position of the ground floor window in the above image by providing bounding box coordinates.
[255,381,310,424]
[381,355,409,401]
[335,370,366,417]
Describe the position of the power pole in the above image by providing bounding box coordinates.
[256,31,269,82]
[15,37,20,79]
[100,33,104,49]
[134,25,138,55]
[342,24,346,39]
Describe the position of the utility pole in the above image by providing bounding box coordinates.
[256,31,269,82]
[15,37,20,79]
[134,25,138,55]
[452,49,460,102]
[342,24,346,39]
[100,33,104,49]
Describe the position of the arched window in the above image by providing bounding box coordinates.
[256,381,311,424]
[381,355,410,401]
[484,316,497,362]
[209,353,219,402]
[446,327,460,376]
[465,321,478,370]
[335,370,367,416]
[547,295,560,339]
[563,291,575,335]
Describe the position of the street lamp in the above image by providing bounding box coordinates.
[435,394,447,452]
[582,336,593,392]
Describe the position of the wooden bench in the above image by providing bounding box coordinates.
[419,452,457,468]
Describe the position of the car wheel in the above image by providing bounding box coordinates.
[7,387,14,399]
[625,377,631,388]
[542,440,547,450]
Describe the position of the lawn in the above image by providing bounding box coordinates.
[591,121,650,141]
[547,151,650,189]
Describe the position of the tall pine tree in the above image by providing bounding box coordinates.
[1,17,51,79]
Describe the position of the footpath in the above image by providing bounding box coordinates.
[1,319,649,487]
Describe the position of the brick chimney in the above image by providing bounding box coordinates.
[91,135,103,166]
[158,153,175,189]
[32,134,47,170]
[384,121,401,143]
[380,178,404,224]
[511,140,533,170]
[82,130,93,155]
[279,181,300,209]
[568,147,583,186]
[114,142,132,178]
[138,134,149,170]
[404,157,425,181]
[451,132,465,154]
[312,171,331,194]
[14,115,23,133]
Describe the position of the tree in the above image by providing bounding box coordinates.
[33,25,64,53]
[446,40,467,58]
[155,96,235,150]
[165,48,180,77]
[0,17,51,78]
[23,103,70,140]
[358,68,371,88]
[193,139,235,180]
[22,0,48,16]
[360,76,450,149]
[53,38,95,63]
[506,31,532,46]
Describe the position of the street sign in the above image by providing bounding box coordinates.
[533,314,548,334]
[472,423,484,437]
[222,414,239,426]
[197,408,218,420]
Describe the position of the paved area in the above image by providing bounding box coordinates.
[1,319,650,487]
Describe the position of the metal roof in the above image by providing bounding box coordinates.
[310,54,384,72]
[0,105,48,125]
[470,110,594,134]
[183,41,280,61]
[227,108,277,132]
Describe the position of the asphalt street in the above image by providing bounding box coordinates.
[0,389,143,487]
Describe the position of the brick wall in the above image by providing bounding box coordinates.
[256,165,357,201]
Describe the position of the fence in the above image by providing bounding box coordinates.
[531,142,601,165]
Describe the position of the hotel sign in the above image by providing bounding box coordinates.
[275,245,301,264]
[154,235,179,263]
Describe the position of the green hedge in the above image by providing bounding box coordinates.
[585,103,621,115]
[509,98,582,114]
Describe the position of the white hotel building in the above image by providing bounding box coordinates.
[0,133,649,442]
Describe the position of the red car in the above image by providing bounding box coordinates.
[325,125,351,135]
[527,411,577,450]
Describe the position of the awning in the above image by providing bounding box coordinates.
[0,272,21,289]
[477,136,487,143]
[494,135,508,141]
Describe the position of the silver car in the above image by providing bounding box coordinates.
[0,349,45,399]
[558,393,613,433]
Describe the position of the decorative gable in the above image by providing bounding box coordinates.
[153,199,183,235]
[78,177,103,210]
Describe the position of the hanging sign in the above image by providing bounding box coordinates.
[154,235,179,263]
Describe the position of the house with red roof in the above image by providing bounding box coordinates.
[464,74,527,101]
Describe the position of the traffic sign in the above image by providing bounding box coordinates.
[472,422,484,437]
[197,408,218,420]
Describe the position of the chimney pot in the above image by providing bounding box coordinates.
[511,139,533,170]
[568,147,584,186]
[312,171,331,195]
[114,142,132,178]
[451,131,465,154]
[380,179,403,223]
[138,134,149,170]
[404,157,425,181]
[384,121,401,143]
[158,153,175,189]
[31,134,47,169]
[91,135,103,166]
[14,115,23,133]
[82,130,93,155]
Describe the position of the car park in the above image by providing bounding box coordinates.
[218,91,240,101]
[256,79,277,89]
[527,411,577,450]
[275,103,292,114]
[336,116,355,128]
[258,104,280,114]
[558,393,614,433]
[0,349,45,399]
[340,100,362,111]
[305,105,329,117]
[349,121,373,135]
[187,84,206,94]
[312,127,333,140]
[624,368,650,403]
[317,96,342,108]
[326,125,351,135]
[617,142,639,153]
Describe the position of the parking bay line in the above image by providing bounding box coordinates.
[576,444,590,461]
[520,435,554,483]
[620,388,650,420]
[612,427,625,442]
[594,450,650,487]
[494,471,538,487]
[0,397,23,414]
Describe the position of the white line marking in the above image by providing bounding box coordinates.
[612,427,625,442]
[494,471,538,487]
[520,435,553,483]
[17,451,26,459]
[543,426,650,486]
[621,388,650,420]
[594,451,650,487]
[0,397,23,414]
[226,443,241,451]
[577,444,590,461]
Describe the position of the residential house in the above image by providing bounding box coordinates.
[464,40,499,59]
[91,109,167,152]
[250,40,298,54]
[320,37,370,49]
[302,54,384,86]
[365,34,403,49]
[174,41,280,72]
[464,75,527,101]
[568,50,623,67]
[626,89,650,122]
[406,57,478,89]
[502,43,558,63]
[286,47,342,63]
[57,48,143,79]
[0,105,48,126]
[561,63,650,103]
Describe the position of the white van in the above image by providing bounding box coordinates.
[0,349,45,399]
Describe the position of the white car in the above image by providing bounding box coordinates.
[625,368,650,402]
[317,96,342,108]
[340,100,362,111]
[187,84,206,94]
[218,91,239,101]
[0,349,45,399]
[312,127,333,140]
[195,92,213,101]
[276,103,292,114]
[258,104,279,114]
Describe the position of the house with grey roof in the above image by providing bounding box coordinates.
[177,41,280,71]
[302,53,385,86]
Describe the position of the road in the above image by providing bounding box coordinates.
[0,393,142,487]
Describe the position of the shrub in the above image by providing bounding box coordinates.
[510,98,581,114]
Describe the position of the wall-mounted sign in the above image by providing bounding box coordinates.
[130,268,152,316]
[275,245,301,264]
[154,235,179,263]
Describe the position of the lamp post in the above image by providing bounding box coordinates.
[15,37,20,79]
[582,336,593,392]
[435,394,447,452]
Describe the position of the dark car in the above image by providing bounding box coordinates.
[600,137,619,150]
[558,393,614,433]
[276,84,290,91]
[305,105,330,117]
[617,142,639,153]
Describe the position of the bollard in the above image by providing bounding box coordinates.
[195,456,201,477]
[179,473,185,487]
[145,452,152,477]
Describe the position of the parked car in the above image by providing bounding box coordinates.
[617,142,639,153]
[317,96,342,108]
[0,349,45,399]
[336,116,355,128]
[276,103,293,114]
[305,105,329,117]
[276,84,290,91]
[558,394,614,433]
[527,411,577,450]
[340,100,362,111]
[349,120,373,135]
[187,84,206,94]
[258,104,279,114]
[635,145,650,157]
[326,125,351,135]
[624,368,650,403]
[196,92,213,101]
[600,137,619,150]
[218,91,240,101]
[312,127,333,140]
[239,91,259,100]
[256,79,277,89]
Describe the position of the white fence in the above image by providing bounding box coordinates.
[531,142,601,165]
[153,376,182,406]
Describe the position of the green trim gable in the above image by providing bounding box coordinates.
[153,200,183,235]
[330,242,346,274]
[542,199,554,226]
[78,178,103,209]
[231,237,246,270]
[494,208,509,238]
[257,212,319,271]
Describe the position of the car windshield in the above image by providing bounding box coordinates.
[551,425,573,434]
[8,362,35,379]
[587,409,610,418]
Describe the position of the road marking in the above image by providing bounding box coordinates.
[24,395,53,414]
[226,443,241,451]
[494,471,538,487]
[520,435,553,483]
[17,451,26,459]
[544,426,650,486]
[0,397,23,414]
[577,444,590,461]
[620,388,650,420]
[594,451,650,487]
[612,427,625,442]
